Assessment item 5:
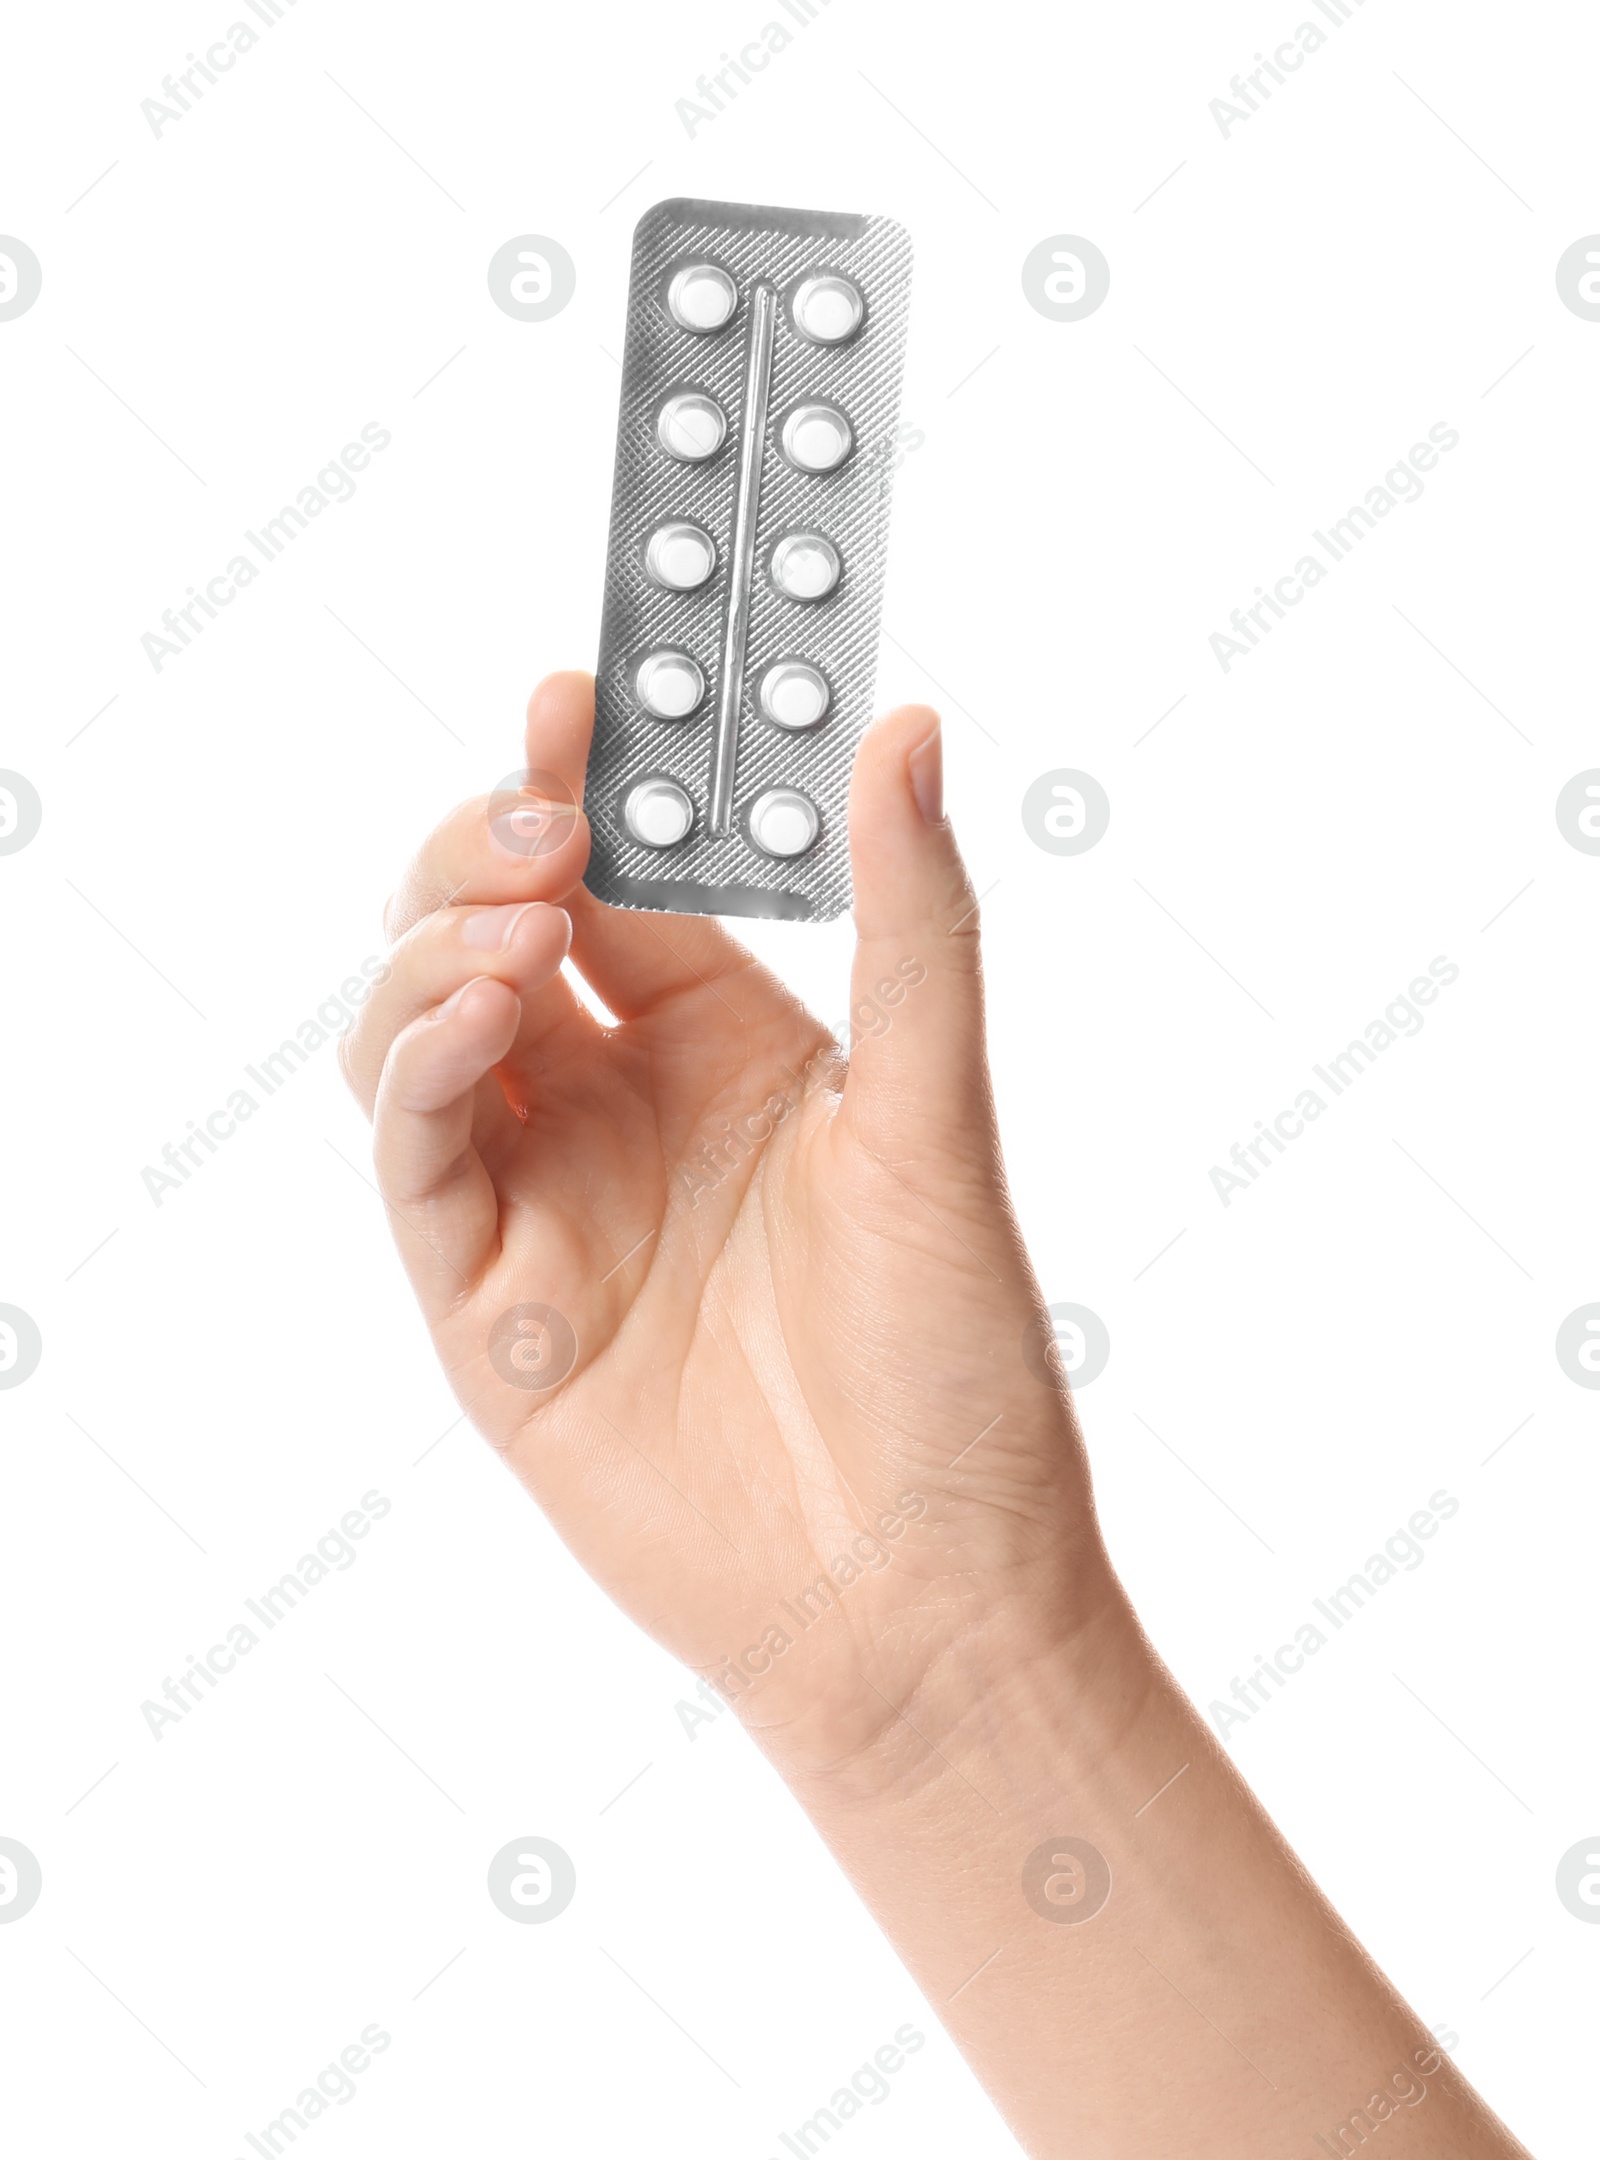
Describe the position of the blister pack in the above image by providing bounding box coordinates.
[585,197,913,923]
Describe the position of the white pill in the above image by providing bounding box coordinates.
[791,272,864,345]
[748,787,820,859]
[656,391,727,463]
[644,520,716,591]
[635,650,705,719]
[623,777,695,847]
[667,262,737,333]
[769,532,841,602]
[758,661,830,730]
[780,402,853,474]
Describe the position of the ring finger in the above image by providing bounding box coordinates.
[342,899,577,1115]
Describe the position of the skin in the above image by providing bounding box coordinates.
[342,670,1532,2158]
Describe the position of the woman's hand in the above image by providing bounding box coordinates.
[344,670,1531,2160]
[341,669,1107,1784]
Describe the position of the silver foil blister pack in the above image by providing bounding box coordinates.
[586,197,913,922]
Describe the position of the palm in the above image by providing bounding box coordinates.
[421,929,1068,1747]
[357,678,1090,1756]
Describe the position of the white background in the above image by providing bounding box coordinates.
[2,0,1596,2152]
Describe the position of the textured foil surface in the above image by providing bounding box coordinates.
[587,197,913,922]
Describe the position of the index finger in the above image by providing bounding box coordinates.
[384,670,596,941]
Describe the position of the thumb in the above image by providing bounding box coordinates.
[842,704,992,1151]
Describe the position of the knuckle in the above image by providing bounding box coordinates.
[942,878,983,948]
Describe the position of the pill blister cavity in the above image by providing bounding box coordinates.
[644,520,717,591]
[780,402,853,475]
[624,776,695,847]
[667,262,737,333]
[770,532,841,602]
[635,649,706,719]
[657,391,727,463]
[791,272,865,346]
[758,661,830,730]
[748,787,820,859]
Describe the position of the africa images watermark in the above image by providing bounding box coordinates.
[1210,424,1459,673]
[674,0,833,136]
[1208,956,1459,1207]
[140,1490,392,1740]
[1291,2043,1442,2160]
[1209,0,1371,141]
[141,0,303,139]
[766,2026,926,2158]
[141,423,392,673]
[676,1492,928,1731]
[141,958,389,1206]
[678,956,926,1207]
[1208,1488,1459,1739]
[236,2023,391,2159]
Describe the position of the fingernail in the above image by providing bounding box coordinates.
[908,723,943,825]
[462,902,538,951]
[431,979,479,1022]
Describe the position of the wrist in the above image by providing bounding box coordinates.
[757,1546,1159,1820]
[732,1535,1527,2158]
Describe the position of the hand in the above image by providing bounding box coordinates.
[342,670,1109,1781]
[344,672,1533,2160]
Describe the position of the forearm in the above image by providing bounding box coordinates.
[767,1574,1529,2160]
[360,673,1538,2150]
